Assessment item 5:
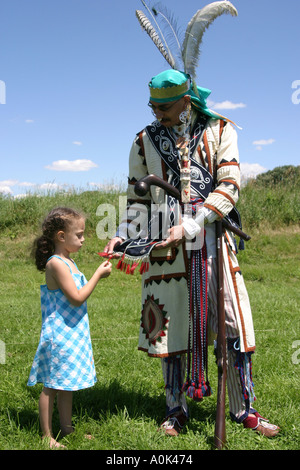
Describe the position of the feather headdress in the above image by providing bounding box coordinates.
[136,0,238,80]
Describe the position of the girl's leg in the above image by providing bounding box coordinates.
[57,390,73,436]
[39,387,65,448]
[57,390,94,440]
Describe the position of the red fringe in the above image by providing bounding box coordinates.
[116,259,122,270]
[139,261,149,274]
[130,262,139,274]
[99,250,150,276]
[115,255,149,276]
[116,253,125,271]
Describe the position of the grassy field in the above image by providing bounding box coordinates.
[0,179,299,451]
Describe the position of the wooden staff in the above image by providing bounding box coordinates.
[214,219,227,449]
[134,174,251,242]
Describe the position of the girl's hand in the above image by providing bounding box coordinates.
[98,261,112,279]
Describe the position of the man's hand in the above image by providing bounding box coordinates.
[102,237,123,258]
[154,225,185,250]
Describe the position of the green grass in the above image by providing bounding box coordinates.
[0,185,299,450]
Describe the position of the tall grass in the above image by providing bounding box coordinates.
[0,165,299,238]
[237,165,300,230]
[0,188,124,240]
[237,181,300,230]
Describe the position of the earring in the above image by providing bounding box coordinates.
[179,102,191,124]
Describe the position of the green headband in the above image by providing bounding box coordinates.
[149,69,221,120]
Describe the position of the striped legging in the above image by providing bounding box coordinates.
[161,258,256,422]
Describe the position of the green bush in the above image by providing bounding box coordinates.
[237,165,300,230]
[0,165,299,237]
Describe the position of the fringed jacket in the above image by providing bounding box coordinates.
[117,113,255,354]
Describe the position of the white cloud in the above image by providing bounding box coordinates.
[253,138,275,150]
[19,181,35,187]
[213,101,246,110]
[0,179,68,197]
[45,159,98,172]
[240,162,267,182]
[0,179,18,187]
[25,119,34,123]
[0,179,18,195]
[39,183,61,191]
[0,185,13,195]
[208,99,246,110]
[253,139,275,146]
[72,141,82,146]
[0,179,62,196]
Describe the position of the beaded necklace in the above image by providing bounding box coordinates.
[171,105,192,203]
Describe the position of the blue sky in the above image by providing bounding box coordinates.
[0,0,299,197]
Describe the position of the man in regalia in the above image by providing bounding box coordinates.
[103,69,279,438]
[103,1,279,439]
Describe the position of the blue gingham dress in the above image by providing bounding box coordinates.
[27,256,97,391]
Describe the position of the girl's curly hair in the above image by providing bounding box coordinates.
[32,207,84,271]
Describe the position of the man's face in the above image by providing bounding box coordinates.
[148,96,189,127]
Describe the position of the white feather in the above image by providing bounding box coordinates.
[136,10,176,69]
[151,5,183,70]
[182,1,238,78]
[139,1,176,68]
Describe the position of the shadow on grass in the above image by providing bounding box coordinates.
[73,379,219,448]
[73,379,217,425]
[10,379,219,448]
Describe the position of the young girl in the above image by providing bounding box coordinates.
[28,207,112,448]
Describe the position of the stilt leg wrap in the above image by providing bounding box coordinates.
[163,356,184,402]
[228,337,256,405]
